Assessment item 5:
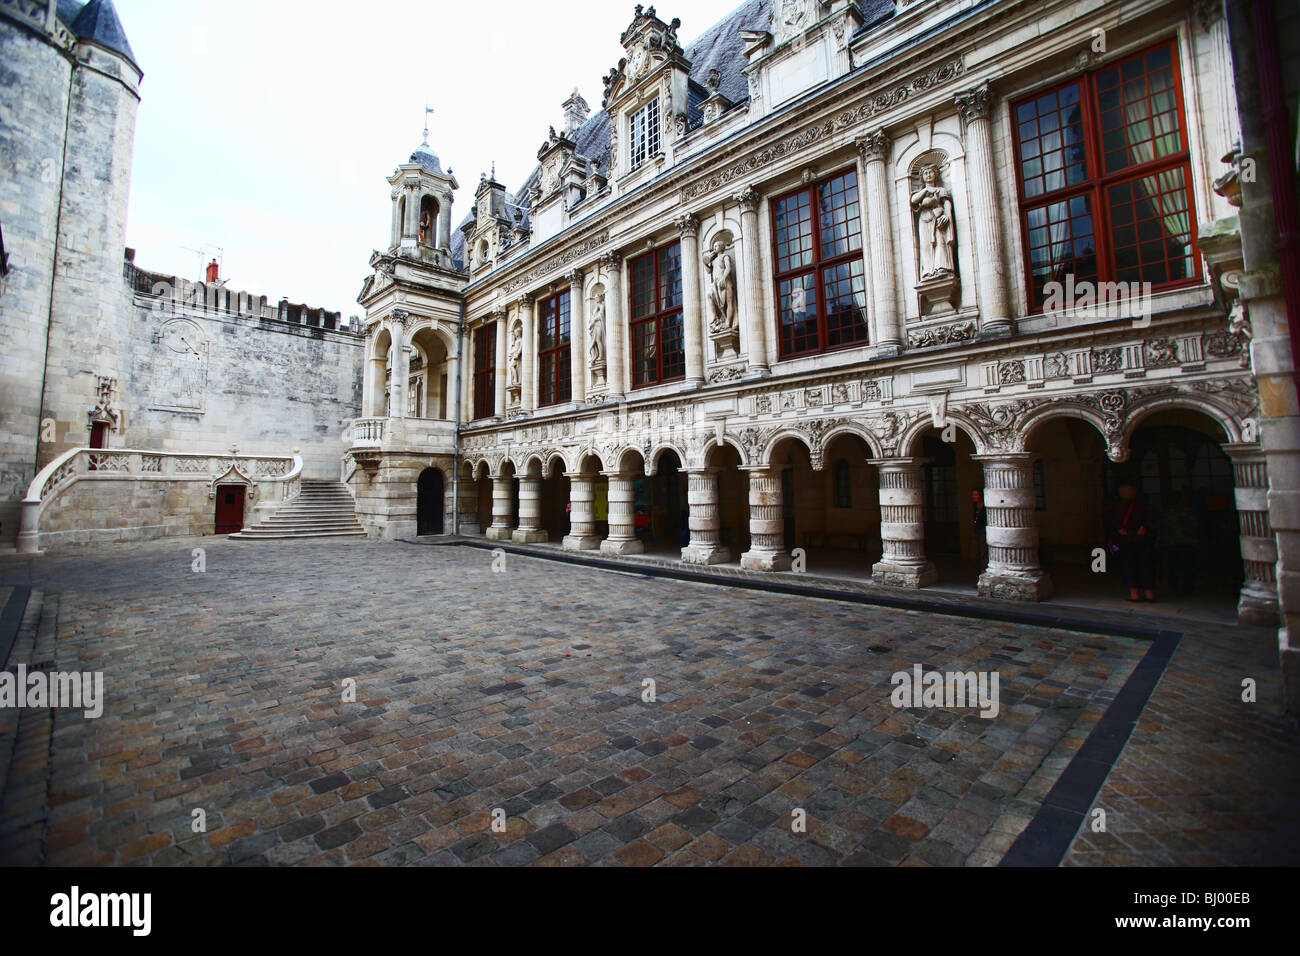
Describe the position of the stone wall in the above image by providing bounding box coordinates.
[39,40,142,472]
[350,453,454,540]
[37,477,224,550]
[115,294,364,480]
[0,18,73,540]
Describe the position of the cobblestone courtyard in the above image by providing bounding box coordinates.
[1,538,1296,866]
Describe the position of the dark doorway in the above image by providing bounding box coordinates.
[922,436,960,556]
[418,468,445,535]
[215,485,246,534]
[90,422,108,449]
[1104,423,1242,596]
[643,453,687,548]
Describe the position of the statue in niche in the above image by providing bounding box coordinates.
[508,322,522,386]
[419,209,432,245]
[704,238,738,333]
[588,296,606,366]
[911,163,956,278]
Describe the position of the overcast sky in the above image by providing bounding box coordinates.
[116,0,746,316]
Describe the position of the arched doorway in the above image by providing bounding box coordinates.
[1111,412,1242,601]
[417,468,445,535]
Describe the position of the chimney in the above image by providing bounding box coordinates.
[205,258,220,283]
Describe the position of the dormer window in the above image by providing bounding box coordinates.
[629,98,661,171]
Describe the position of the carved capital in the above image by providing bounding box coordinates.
[567,269,587,289]
[516,294,533,311]
[855,128,891,163]
[955,84,993,124]
[600,251,623,269]
[733,185,760,214]
[674,213,699,238]
[390,309,410,329]
[492,304,508,319]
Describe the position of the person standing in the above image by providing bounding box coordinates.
[1106,484,1157,602]
[972,488,988,581]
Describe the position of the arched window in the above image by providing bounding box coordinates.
[833,459,852,509]
[419,195,438,245]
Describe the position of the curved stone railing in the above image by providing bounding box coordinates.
[17,448,302,553]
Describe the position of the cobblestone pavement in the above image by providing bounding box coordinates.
[0,537,1294,866]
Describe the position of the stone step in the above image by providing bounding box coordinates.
[232,481,365,541]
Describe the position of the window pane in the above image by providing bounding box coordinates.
[539,353,555,407]
[539,298,556,351]
[773,189,814,273]
[1096,44,1185,173]
[1025,197,1099,305]
[779,273,819,355]
[818,171,862,259]
[556,292,571,346]
[1107,166,1193,285]
[1016,81,1087,198]
[822,258,868,348]
[630,254,656,319]
[632,320,657,387]
[556,346,571,404]
[658,243,682,311]
[661,311,684,380]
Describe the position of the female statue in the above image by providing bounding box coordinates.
[911,164,956,278]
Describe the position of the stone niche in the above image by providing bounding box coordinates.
[908,149,960,316]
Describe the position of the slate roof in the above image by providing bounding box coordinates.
[59,0,139,70]
[452,0,781,270]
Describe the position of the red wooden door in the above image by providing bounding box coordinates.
[214,485,246,534]
[90,422,108,449]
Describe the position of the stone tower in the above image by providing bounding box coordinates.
[0,0,142,539]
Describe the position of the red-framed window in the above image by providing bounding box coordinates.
[473,323,495,420]
[538,291,571,407]
[1012,40,1200,311]
[629,242,686,388]
[771,169,868,359]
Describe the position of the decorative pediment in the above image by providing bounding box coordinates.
[603,4,686,108]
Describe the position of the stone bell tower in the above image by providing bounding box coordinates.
[386,123,458,271]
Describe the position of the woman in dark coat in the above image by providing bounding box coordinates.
[1106,484,1157,602]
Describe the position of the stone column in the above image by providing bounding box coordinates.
[871,458,937,587]
[486,473,515,540]
[563,473,601,550]
[734,186,770,377]
[402,188,417,240]
[974,453,1052,601]
[1225,444,1280,624]
[856,129,903,357]
[740,466,790,571]
[513,475,547,543]
[437,196,452,251]
[955,85,1012,338]
[390,192,402,247]
[569,269,587,406]
[493,306,507,417]
[519,294,535,414]
[602,252,626,401]
[681,467,728,564]
[457,471,480,536]
[676,214,705,388]
[390,311,409,419]
[601,470,643,555]
[362,336,376,417]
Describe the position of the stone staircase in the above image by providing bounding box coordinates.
[229,480,366,540]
